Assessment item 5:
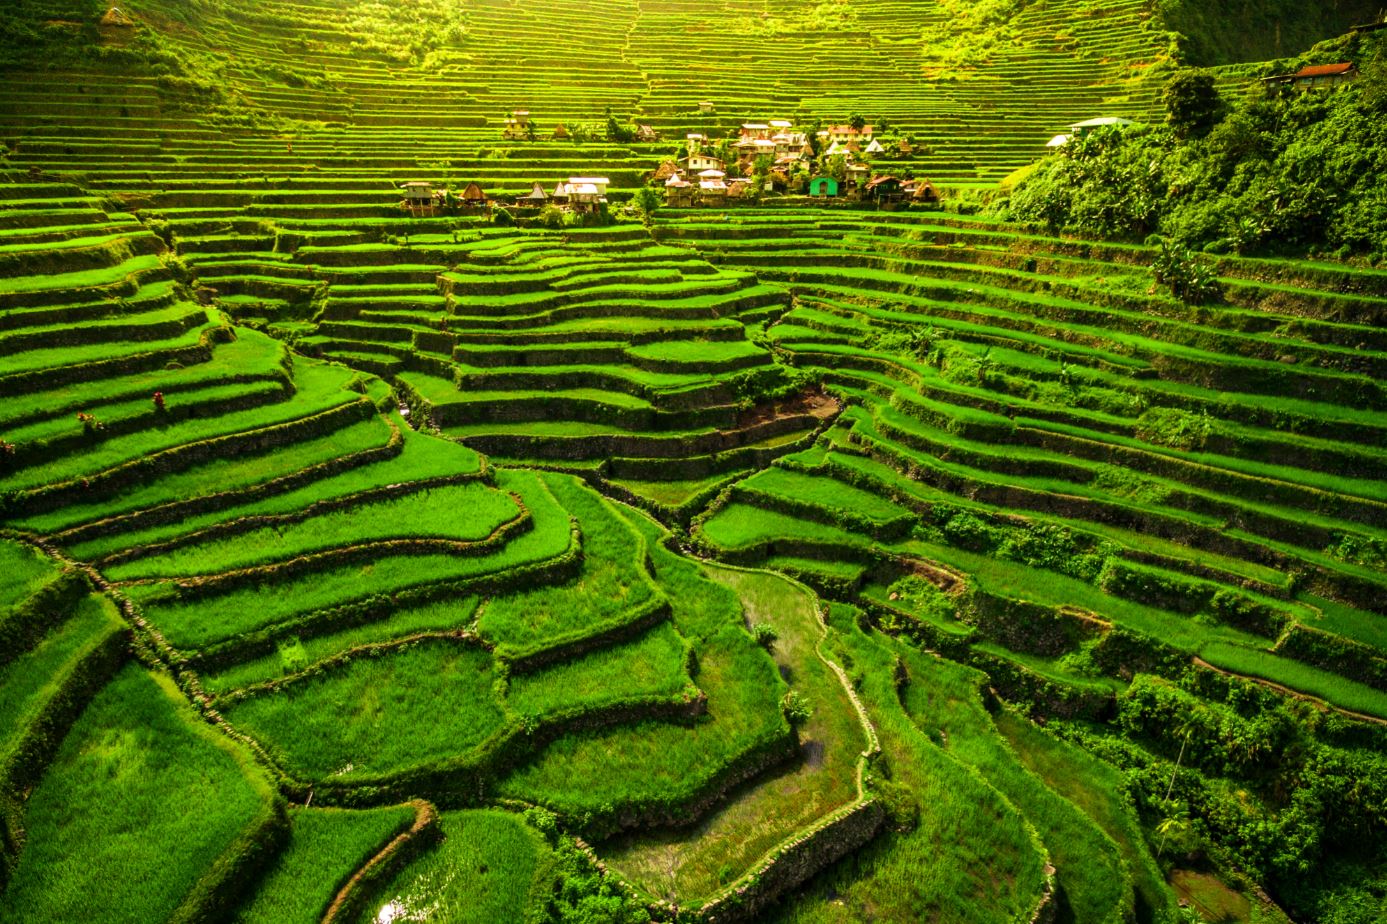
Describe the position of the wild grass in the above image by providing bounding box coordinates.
[232,805,415,924]
[223,639,507,782]
[361,810,552,924]
[0,665,277,924]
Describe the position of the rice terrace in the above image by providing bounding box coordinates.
[3,0,1387,921]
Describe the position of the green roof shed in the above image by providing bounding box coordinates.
[809,176,839,197]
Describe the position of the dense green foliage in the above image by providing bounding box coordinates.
[1007,39,1387,260]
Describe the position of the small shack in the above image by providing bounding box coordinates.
[101,6,135,27]
[864,138,886,155]
[808,176,839,198]
[636,124,660,142]
[698,100,716,113]
[909,178,941,205]
[552,123,570,141]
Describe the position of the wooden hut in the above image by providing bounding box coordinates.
[516,183,549,209]
[460,182,488,210]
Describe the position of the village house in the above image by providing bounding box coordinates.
[808,176,839,198]
[664,174,695,208]
[822,124,874,145]
[1264,62,1360,91]
[684,150,725,173]
[699,100,716,113]
[565,176,610,212]
[698,169,728,205]
[502,110,532,140]
[740,123,773,141]
[865,175,906,209]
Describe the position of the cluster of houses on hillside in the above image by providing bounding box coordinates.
[404,115,941,215]
[398,177,613,215]
[655,118,935,208]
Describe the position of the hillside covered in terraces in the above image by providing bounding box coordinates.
[1,1,1386,923]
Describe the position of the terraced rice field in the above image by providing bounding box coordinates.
[2,0,1386,922]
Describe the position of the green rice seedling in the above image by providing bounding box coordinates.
[495,622,788,822]
[104,481,521,581]
[894,639,1134,923]
[480,475,659,658]
[63,418,473,558]
[124,470,572,651]
[993,709,1179,922]
[769,606,1047,924]
[698,502,872,554]
[222,638,507,782]
[200,596,482,696]
[361,809,553,924]
[232,805,416,924]
[1198,642,1387,720]
[0,665,280,924]
[505,620,695,718]
[0,539,58,607]
[1,361,365,494]
[0,594,123,755]
[605,565,869,903]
